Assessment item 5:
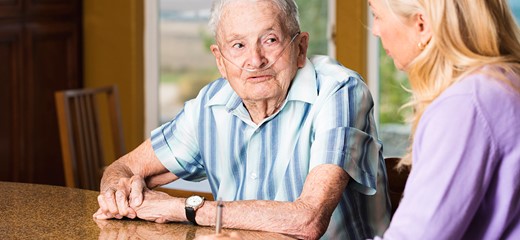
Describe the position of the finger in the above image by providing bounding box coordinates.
[114,190,129,219]
[125,206,137,219]
[103,187,121,217]
[114,191,136,219]
[129,175,145,208]
[155,218,164,224]
[97,194,108,212]
[93,207,104,218]
[97,194,114,219]
[93,210,114,220]
[114,178,133,219]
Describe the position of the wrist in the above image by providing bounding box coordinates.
[185,195,205,225]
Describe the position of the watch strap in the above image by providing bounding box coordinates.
[185,206,198,225]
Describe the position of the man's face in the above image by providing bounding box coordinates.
[210,1,308,104]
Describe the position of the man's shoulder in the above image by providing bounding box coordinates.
[308,55,368,94]
[309,55,364,83]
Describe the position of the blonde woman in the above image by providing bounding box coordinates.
[369,0,520,239]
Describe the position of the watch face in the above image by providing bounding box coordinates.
[187,196,204,206]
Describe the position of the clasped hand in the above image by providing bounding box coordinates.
[93,175,174,223]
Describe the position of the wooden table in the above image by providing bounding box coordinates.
[0,181,294,239]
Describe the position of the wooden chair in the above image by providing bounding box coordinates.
[385,157,410,217]
[55,85,125,191]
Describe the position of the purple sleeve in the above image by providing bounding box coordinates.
[378,92,497,239]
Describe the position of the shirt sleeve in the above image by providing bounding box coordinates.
[150,99,207,181]
[379,92,497,239]
[310,76,382,195]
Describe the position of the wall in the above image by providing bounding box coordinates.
[336,1,368,80]
[83,0,145,151]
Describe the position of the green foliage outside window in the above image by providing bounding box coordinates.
[378,43,412,125]
[296,0,328,56]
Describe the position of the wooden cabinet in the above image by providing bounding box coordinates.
[0,0,82,185]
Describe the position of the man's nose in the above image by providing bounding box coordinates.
[246,44,268,69]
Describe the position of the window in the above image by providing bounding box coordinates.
[377,43,412,158]
[158,0,217,123]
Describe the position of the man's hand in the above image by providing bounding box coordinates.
[132,189,183,223]
[93,175,147,220]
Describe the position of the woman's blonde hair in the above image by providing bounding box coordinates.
[385,0,520,167]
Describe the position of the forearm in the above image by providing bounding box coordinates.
[100,139,171,190]
[196,198,329,239]
[196,165,348,239]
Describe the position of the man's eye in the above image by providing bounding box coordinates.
[232,43,244,49]
[265,38,277,44]
[264,38,278,45]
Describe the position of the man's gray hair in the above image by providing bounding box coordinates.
[208,0,301,38]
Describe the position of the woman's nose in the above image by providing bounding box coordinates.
[371,23,380,37]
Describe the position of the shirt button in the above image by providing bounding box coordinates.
[250,172,258,180]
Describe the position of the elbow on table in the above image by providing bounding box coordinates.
[293,210,330,240]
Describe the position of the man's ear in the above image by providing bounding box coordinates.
[415,12,432,45]
[210,44,227,79]
[296,32,309,68]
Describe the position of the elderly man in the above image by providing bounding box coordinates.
[94,0,390,239]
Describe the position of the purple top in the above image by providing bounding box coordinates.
[377,70,520,239]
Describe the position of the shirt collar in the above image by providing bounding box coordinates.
[287,57,317,104]
[206,57,317,111]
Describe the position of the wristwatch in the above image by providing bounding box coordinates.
[185,195,205,225]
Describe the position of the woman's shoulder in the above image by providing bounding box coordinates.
[453,69,518,105]
[428,68,520,145]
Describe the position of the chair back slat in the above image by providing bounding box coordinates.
[55,85,125,190]
[73,96,89,187]
[385,157,410,217]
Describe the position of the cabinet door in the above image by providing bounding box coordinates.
[0,0,23,18]
[26,0,80,16]
[0,23,22,181]
[19,21,81,184]
[0,0,82,185]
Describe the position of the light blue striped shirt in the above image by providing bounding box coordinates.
[151,55,391,239]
